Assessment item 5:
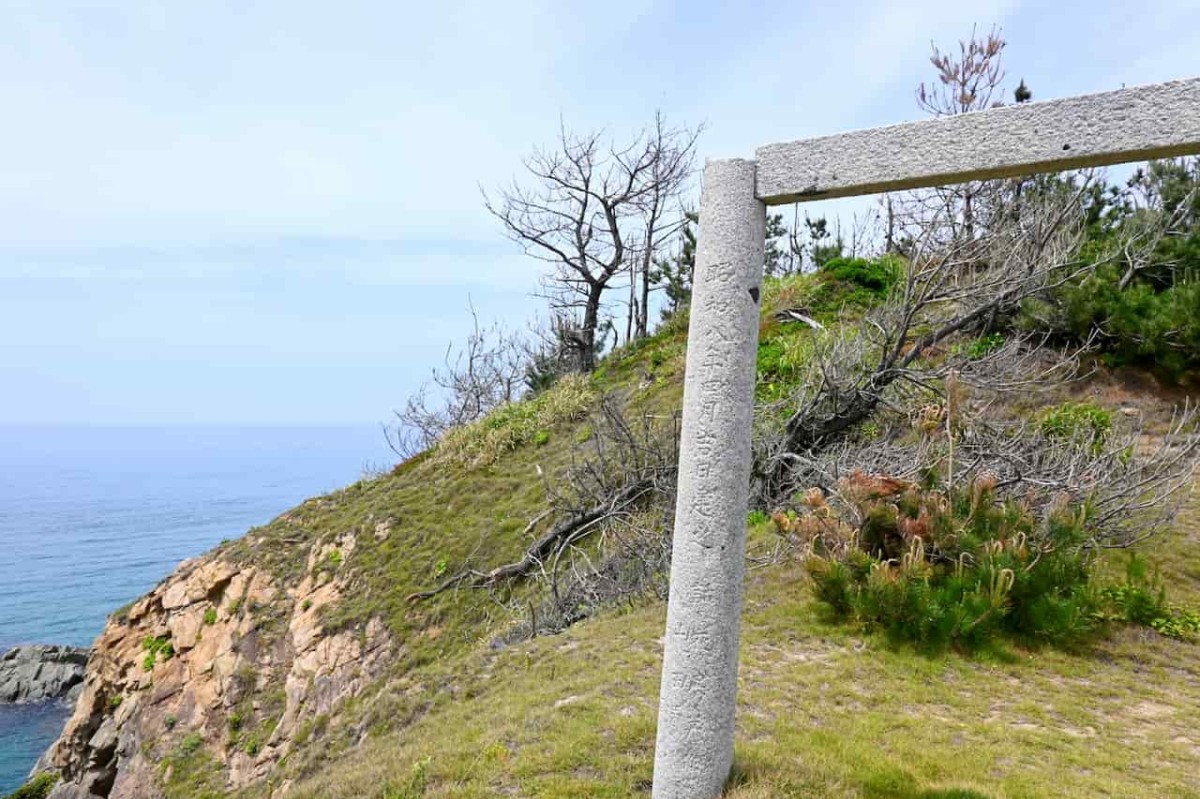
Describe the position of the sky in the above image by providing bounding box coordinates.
[0,0,1196,425]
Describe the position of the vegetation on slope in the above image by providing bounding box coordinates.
[21,225,1196,799]
[15,23,1200,799]
[1024,158,1200,385]
[278,513,1200,798]
[1,773,57,799]
[192,260,1200,798]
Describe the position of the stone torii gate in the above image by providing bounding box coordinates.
[652,77,1200,798]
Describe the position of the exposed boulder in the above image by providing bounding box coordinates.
[0,644,89,704]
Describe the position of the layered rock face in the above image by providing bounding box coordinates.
[0,645,89,704]
[40,533,391,799]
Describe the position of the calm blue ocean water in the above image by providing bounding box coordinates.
[0,424,392,793]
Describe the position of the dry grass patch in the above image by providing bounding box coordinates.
[433,374,598,469]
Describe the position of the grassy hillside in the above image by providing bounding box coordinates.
[283,517,1200,798]
[71,269,1197,799]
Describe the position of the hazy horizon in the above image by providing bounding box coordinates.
[2,1,1196,425]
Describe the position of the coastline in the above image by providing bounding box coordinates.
[0,645,89,706]
[0,423,390,794]
[0,644,89,792]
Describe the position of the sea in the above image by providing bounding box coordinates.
[0,424,392,793]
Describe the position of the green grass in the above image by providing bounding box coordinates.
[142,633,175,671]
[272,517,1200,798]
[2,773,58,799]
[161,733,225,799]
[434,374,598,468]
[160,276,1200,798]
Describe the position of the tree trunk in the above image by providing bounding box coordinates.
[638,247,653,338]
[885,194,897,254]
[963,189,975,241]
[626,263,637,345]
[578,282,604,372]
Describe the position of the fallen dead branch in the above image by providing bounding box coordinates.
[406,479,654,603]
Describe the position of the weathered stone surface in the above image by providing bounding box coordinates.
[166,606,205,651]
[41,541,392,799]
[0,644,89,704]
[46,782,103,799]
[653,158,764,799]
[756,77,1200,203]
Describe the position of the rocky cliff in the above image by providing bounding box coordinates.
[0,645,88,705]
[21,342,666,799]
[40,530,393,799]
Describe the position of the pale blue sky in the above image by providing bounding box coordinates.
[1,1,1195,424]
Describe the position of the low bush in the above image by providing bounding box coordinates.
[822,255,904,296]
[961,332,1005,360]
[177,732,204,757]
[772,256,903,320]
[788,471,1101,651]
[159,733,224,799]
[1039,401,1113,455]
[1054,265,1200,383]
[791,470,1198,650]
[142,634,174,671]
[3,774,58,799]
[243,734,263,757]
[1100,554,1200,639]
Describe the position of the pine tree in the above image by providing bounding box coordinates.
[764,213,791,276]
[1014,78,1032,104]
[652,210,698,318]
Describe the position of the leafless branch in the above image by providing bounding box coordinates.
[485,115,700,370]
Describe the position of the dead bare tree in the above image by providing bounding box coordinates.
[385,303,528,459]
[892,26,1012,249]
[766,375,1199,551]
[916,25,1007,117]
[755,183,1200,547]
[757,179,1099,499]
[630,114,701,340]
[485,115,700,371]
[956,407,1199,549]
